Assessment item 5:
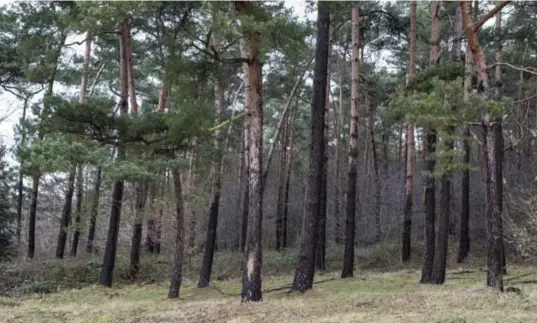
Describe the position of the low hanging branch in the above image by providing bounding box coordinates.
[487,62,537,76]
[262,55,314,184]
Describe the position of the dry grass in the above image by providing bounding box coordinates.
[2,265,537,323]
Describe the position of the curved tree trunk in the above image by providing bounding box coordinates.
[401,0,416,263]
[341,6,359,279]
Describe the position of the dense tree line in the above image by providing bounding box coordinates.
[1,0,537,301]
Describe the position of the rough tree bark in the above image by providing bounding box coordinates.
[168,168,186,298]
[460,0,511,291]
[291,4,329,291]
[55,165,76,259]
[420,1,441,284]
[233,0,264,302]
[341,6,359,279]
[70,164,84,257]
[100,20,129,287]
[401,0,416,263]
[334,59,345,245]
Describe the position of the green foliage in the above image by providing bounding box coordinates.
[0,144,15,262]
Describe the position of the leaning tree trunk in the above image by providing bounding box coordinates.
[70,164,84,257]
[401,0,416,263]
[341,6,359,279]
[460,0,511,291]
[100,20,129,287]
[198,25,225,288]
[168,168,186,298]
[86,166,102,253]
[420,1,441,284]
[55,165,76,259]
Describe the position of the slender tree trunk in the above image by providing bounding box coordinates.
[365,85,381,242]
[55,165,76,259]
[241,119,250,253]
[341,6,359,279]
[283,108,296,249]
[276,116,288,251]
[16,96,29,245]
[198,23,225,288]
[402,0,417,263]
[420,1,441,284]
[70,164,84,257]
[316,21,332,270]
[100,20,129,287]
[291,5,329,291]
[333,89,342,245]
[86,166,102,253]
[168,168,186,298]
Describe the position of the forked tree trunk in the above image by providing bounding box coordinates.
[86,166,102,253]
[70,164,84,257]
[198,24,225,288]
[420,1,441,284]
[401,0,416,263]
[168,168,186,298]
[100,20,129,287]
[291,5,329,291]
[341,6,359,279]
[55,165,76,259]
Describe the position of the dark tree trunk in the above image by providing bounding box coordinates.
[168,168,186,298]
[197,190,220,287]
[86,166,102,253]
[70,164,84,257]
[291,5,329,292]
[27,176,39,259]
[282,111,295,249]
[341,6,359,279]
[420,129,437,283]
[130,182,148,278]
[366,85,381,242]
[275,117,288,251]
[145,182,158,253]
[241,121,249,253]
[16,97,29,245]
[100,20,129,287]
[56,166,76,259]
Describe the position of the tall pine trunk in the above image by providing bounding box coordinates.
[420,1,441,284]
[275,116,288,251]
[341,6,359,279]
[401,0,416,263]
[283,108,296,249]
[316,21,332,270]
[291,4,330,291]
[366,85,381,242]
[100,20,129,287]
[16,96,29,245]
[130,183,147,277]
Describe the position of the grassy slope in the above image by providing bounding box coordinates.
[2,244,537,322]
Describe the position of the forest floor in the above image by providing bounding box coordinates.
[2,245,537,322]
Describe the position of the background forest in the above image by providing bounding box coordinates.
[1,0,537,321]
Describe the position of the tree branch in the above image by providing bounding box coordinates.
[473,1,512,31]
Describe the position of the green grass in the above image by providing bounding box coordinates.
[1,243,537,322]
